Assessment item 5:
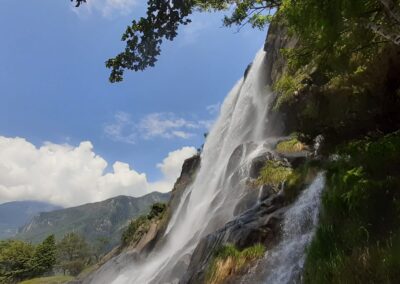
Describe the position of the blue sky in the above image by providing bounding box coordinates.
[0,0,267,205]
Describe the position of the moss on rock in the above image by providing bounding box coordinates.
[257,160,293,191]
[270,44,400,145]
[275,136,307,153]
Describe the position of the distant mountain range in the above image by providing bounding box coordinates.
[14,192,170,250]
[0,201,62,239]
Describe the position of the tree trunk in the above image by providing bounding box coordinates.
[366,21,400,45]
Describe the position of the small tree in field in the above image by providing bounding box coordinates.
[31,234,57,276]
[57,232,90,276]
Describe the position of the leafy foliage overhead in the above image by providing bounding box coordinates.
[71,0,86,7]
[72,0,278,82]
[280,0,400,75]
[71,0,400,83]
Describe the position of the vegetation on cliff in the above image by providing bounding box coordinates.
[270,2,400,145]
[70,0,400,83]
[121,202,167,247]
[257,160,293,191]
[275,135,307,153]
[206,243,265,284]
[304,131,400,283]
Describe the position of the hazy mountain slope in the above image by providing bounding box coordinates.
[0,201,61,239]
[15,192,170,249]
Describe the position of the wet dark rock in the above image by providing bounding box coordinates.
[244,63,253,80]
[181,193,286,284]
[277,151,310,168]
[227,142,258,178]
[143,154,201,253]
[234,151,290,216]
[309,68,329,86]
[249,152,276,179]
[264,22,298,85]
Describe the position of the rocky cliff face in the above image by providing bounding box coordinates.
[263,23,298,86]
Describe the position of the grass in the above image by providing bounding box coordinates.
[275,136,307,153]
[257,160,293,191]
[304,131,400,283]
[19,275,74,284]
[206,244,265,284]
[284,162,319,202]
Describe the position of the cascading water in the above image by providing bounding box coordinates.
[264,173,325,283]
[89,49,275,284]
[243,173,326,284]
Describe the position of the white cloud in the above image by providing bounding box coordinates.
[151,146,197,192]
[206,103,221,115]
[0,136,196,207]
[104,112,209,143]
[104,112,136,144]
[138,113,198,140]
[72,0,138,18]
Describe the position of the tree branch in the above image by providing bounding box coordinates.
[379,0,400,24]
[366,21,400,45]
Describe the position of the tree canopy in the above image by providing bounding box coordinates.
[71,0,400,83]
[73,0,279,82]
[0,236,57,283]
[30,235,57,276]
[57,232,90,276]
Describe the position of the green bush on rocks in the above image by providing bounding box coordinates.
[121,203,167,247]
[206,243,265,284]
[304,131,400,283]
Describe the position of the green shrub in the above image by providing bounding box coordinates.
[0,240,35,282]
[121,203,167,247]
[206,244,265,284]
[304,131,400,283]
[147,203,167,220]
[275,136,307,153]
[284,162,320,202]
[257,160,293,191]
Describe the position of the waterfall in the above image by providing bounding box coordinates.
[259,173,326,284]
[89,49,274,284]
